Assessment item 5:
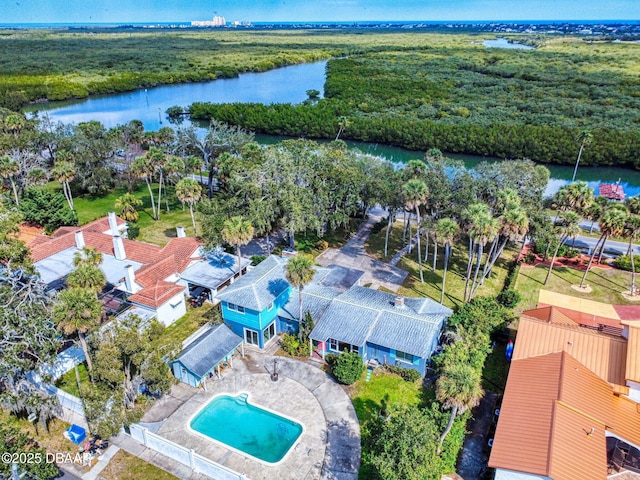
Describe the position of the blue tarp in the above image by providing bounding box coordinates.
[65,424,86,445]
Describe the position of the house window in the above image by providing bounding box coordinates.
[244,328,259,345]
[263,322,276,343]
[228,303,245,314]
[328,338,338,351]
[396,350,414,364]
[327,338,359,354]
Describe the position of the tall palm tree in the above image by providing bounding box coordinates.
[335,116,350,141]
[555,181,595,215]
[436,361,483,455]
[146,147,166,220]
[114,192,143,223]
[131,156,157,220]
[544,211,581,285]
[580,205,627,288]
[624,213,640,295]
[434,218,460,304]
[0,155,20,205]
[51,160,76,210]
[221,216,254,276]
[161,155,185,213]
[467,212,498,301]
[175,178,202,235]
[53,288,103,374]
[403,179,429,283]
[571,130,593,182]
[285,254,316,339]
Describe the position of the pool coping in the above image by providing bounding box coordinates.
[186,391,306,467]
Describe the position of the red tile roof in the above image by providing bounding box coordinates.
[599,183,625,201]
[30,216,201,310]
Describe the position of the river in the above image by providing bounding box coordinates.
[26,60,640,198]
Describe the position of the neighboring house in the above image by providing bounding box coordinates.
[172,324,244,390]
[489,308,640,480]
[30,213,202,326]
[216,255,452,377]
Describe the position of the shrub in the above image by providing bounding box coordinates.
[281,333,300,356]
[384,364,421,382]
[251,255,266,265]
[614,255,640,273]
[332,351,365,385]
[325,353,338,367]
[523,252,536,264]
[497,289,521,308]
[19,187,77,233]
[370,218,387,235]
[316,239,329,251]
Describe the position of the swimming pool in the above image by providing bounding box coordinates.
[189,393,303,464]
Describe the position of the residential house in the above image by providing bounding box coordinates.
[216,255,452,377]
[488,307,640,480]
[31,213,201,325]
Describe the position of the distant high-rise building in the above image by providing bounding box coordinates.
[191,15,226,27]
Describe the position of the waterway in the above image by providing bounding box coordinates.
[482,38,535,49]
[25,61,327,131]
[26,60,640,197]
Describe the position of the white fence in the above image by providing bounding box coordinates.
[128,423,248,480]
[42,383,86,417]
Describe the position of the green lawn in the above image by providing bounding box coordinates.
[349,369,427,426]
[101,450,178,480]
[515,264,636,312]
[151,304,220,349]
[366,220,516,308]
[55,362,90,398]
[68,182,197,246]
[482,344,511,392]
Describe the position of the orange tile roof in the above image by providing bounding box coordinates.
[514,315,628,394]
[624,322,640,383]
[30,216,201,310]
[522,306,579,327]
[490,352,638,480]
[536,303,624,333]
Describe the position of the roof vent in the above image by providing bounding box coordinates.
[394,296,405,308]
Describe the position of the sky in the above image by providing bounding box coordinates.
[2,0,639,24]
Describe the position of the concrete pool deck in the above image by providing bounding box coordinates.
[141,352,360,480]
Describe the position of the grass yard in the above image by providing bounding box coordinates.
[366,220,517,308]
[0,409,75,455]
[515,264,636,312]
[66,182,197,246]
[348,369,427,426]
[151,304,220,349]
[55,363,90,398]
[482,344,511,393]
[101,450,178,480]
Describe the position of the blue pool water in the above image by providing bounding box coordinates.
[190,393,303,464]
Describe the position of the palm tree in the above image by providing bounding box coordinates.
[0,155,20,205]
[555,181,595,215]
[571,130,593,182]
[72,247,103,268]
[114,193,143,223]
[161,156,185,213]
[403,179,429,283]
[467,212,498,301]
[624,213,640,295]
[51,160,76,210]
[434,218,460,304]
[285,254,316,339]
[175,178,202,235]
[580,205,628,288]
[221,216,254,276]
[544,211,581,285]
[335,116,350,141]
[131,156,157,220]
[436,361,483,455]
[146,147,166,220]
[53,288,103,374]
[66,265,107,293]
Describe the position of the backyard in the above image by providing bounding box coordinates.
[366,220,517,308]
[515,264,637,312]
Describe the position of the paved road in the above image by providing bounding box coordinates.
[565,235,638,258]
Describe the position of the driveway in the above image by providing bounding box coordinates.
[315,207,408,292]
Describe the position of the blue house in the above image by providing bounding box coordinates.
[215,256,293,348]
[215,255,452,377]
